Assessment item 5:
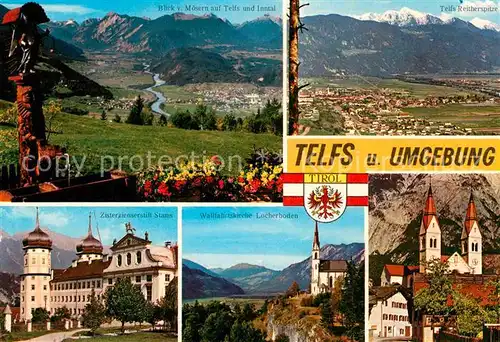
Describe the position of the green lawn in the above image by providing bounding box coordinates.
[155,85,199,102]
[0,111,282,176]
[4,329,67,341]
[63,332,176,342]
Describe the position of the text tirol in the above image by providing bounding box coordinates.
[287,138,498,173]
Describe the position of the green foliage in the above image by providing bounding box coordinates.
[227,320,265,342]
[200,311,234,342]
[0,104,16,125]
[142,111,154,126]
[222,114,237,131]
[82,289,106,335]
[340,261,365,341]
[286,281,300,298]
[157,277,178,331]
[312,293,331,307]
[414,260,453,318]
[183,300,265,342]
[157,115,168,126]
[320,301,333,328]
[453,289,486,337]
[101,110,107,121]
[113,114,121,123]
[31,308,50,323]
[0,312,5,333]
[105,278,147,332]
[126,95,145,125]
[258,300,268,315]
[170,110,198,130]
[51,307,71,323]
[488,277,500,323]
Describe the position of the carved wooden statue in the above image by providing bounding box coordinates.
[2,2,63,186]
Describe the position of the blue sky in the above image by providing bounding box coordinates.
[183,206,365,270]
[3,0,281,23]
[0,206,178,247]
[303,0,499,23]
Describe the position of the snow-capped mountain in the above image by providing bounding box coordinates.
[470,17,500,31]
[355,7,500,32]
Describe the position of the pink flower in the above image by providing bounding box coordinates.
[218,180,224,189]
[211,155,222,165]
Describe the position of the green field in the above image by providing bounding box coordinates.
[303,77,480,98]
[62,332,176,342]
[184,297,267,307]
[155,85,200,102]
[405,104,500,132]
[0,110,282,175]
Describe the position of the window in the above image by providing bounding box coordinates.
[136,251,142,264]
[87,281,90,288]
[136,276,141,283]
[127,253,132,266]
[43,285,47,291]
[117,255,122,267]
[42,258,45,265]
[31,285,35,291]
[31,296,35,302]
[92,281,96,288]
[78,282,81,289]
[165,274,170,282]
[32,257,36,264]
[24,257,27,266]
[146,285,152,302]
[108,278,113,285]
[147,275,152,282]
[97,281,101,288]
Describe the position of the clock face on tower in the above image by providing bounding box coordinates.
[472,259,478,266]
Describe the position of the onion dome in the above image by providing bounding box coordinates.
[76,214,103,255]
[22,207,52,249]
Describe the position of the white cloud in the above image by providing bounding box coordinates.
[7,207,69,228]
[3,3,98,15]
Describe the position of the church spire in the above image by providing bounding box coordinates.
[313,221,320,250]
[87,213,93,237]
[464,190,477,235]
[422,183,437,229]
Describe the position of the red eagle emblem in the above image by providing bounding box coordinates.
[307,185,344,220]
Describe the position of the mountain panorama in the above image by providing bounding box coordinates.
[354,7,500,31]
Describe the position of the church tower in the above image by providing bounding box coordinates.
[419,184,442,273]
[461,191,482,275]
[76,214,103,262]
[20,208,52,321]
[311,222,321,295]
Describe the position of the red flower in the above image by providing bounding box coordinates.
[192,177,202,187]
[206,176,214,184]
[158,182,171,197]
[218,180,225,189]
[144,180,152,192]
[174,180,186,191]
[238,176,245,184]
[248,179,261,193]
[211,155,222,165]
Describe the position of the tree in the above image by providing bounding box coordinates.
[228,320,265,342]
[241,303,256,322]
[414,260,453,327]
[126,95,145,125]
[157,115,168,126]
[101,110,107,121]
[340,261,365,341]
[157,277,177,331]
[31,308,49,323]
[142,111,154,126]
[171,110,196,130]
[113,114,121,123]
[453,289,486,337]
[143,301,159,330]
[105,278,147,333]
[286,281,300,298]
[320,301,333,328]
[222,114,237,131]
[488,277,500,324]
[0,312,5,333]
[51,307,70,323]
[82,289,106,336]
[200,311,234,342]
